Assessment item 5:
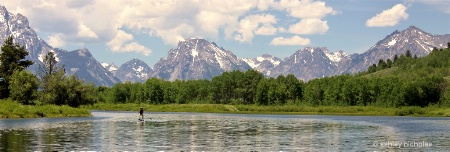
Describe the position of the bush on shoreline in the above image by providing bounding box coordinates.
[0,99,91,118]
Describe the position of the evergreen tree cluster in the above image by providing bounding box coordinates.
[96,70,304,106]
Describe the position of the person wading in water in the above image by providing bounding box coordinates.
[139,107,144,121]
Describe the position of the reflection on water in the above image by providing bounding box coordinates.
[0,111,449,151]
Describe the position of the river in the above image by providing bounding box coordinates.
[0,111,449,151]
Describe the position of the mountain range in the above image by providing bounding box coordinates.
[1,5,449,85]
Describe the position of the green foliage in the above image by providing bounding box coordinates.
[256,78,269,105]
[39,68,65,105]
[64,75,95,107]
[9,70,38,105]
[144,78,164,104]
[112,82,132,103]
[0,36,33,98]
[395,107,425,116]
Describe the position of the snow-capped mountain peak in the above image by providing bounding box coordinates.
[115,58,152,82]
[151,38,250,80]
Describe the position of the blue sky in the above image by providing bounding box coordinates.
[2,0,450,67]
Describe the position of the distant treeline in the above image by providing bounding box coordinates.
[95,43,450,108]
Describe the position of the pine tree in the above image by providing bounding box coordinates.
[0,36,33,98]
[38,51,64,94]
[406,50,412,58]
[41,52,60,77]
[386,59,393,68]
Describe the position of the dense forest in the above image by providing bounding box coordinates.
[96,43,450,108]
[2,36,450,108]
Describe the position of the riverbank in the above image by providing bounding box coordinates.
[0,100,91,118]
[2,100,449,118]
[83,103,450,117]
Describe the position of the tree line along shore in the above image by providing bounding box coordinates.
[1,36,450,118]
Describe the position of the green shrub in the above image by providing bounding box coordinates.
[0,99,91,118]
[395,107,425,116]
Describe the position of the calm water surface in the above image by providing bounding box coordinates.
[0,111,449,151]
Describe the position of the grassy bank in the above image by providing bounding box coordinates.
[0,99,91,118]
[83,103,450,117]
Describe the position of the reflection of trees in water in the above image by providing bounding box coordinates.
[0,122,95,151]
[0,129,33,151]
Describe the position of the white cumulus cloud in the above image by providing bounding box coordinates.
[270,36,310,46]
[289,19,329,35]
[107,30,151,56]
[48,33,66,48]
[77,23,98,38]
[255,25,277,35]
[366,4,409,27]
[278,0,338,19]
[234,14,277,43]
